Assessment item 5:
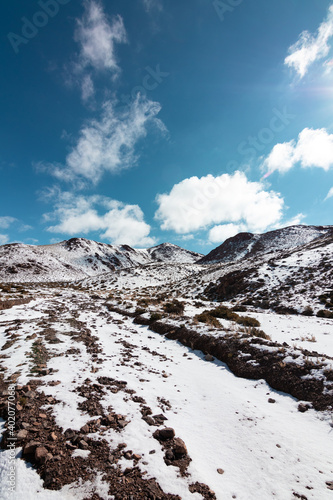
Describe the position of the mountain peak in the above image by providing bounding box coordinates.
[199,224,333,264]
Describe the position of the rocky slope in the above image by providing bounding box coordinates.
[0,239,202,283]
[198,225,333,264]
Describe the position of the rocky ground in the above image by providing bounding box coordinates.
[0,283,333,499]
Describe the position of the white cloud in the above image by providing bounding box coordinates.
[45,192,155,247]
[0,216,16,229]
[81,74,95,101]
[155,171,284,235]
[208,223,245,244]
[75,1,127,74]
[262,127,333,174]
[48,94,165,184]
[325,186,333,200]
[285,4,333,78]
[142,0,163,13]
[274,213,306,229]
[0,234,9,245]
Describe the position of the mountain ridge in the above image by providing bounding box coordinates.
[198,225,333,264]
[0,238,203,282]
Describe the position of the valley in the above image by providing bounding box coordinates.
[0,225,332,499]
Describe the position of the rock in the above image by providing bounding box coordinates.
[39,413,47,419]
[217,468,224,475]
[298,403,310,413]
[152,414,168,424]
[23,441,40,456]
[165,450,174,461]
[124,451,132,460]
[133,454,141,460]
[50,432,57,442]
[16,403,23,411]
[326,481,333,490]
[25,390,36,399]
[21,422,30,429]
[268,398,276,404]
[158,428,175,440]
[35,446,48,464]
[81,424,90,433]
[173,438,187,456]
[17,429,28,441]
[143,416,155,426]
[79,440,89,450]
[117,419,127,428]
[204,354,214,362]
[70,435,78,445]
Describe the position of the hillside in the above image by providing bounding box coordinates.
[198,225,333,264]
[0,225,332,499]
[0,239,203,283]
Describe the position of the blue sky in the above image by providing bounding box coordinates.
[0,0,333,252]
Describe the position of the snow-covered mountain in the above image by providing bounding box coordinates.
[198,225,333,264]
[147,242,201,264]
[202,229,333,315]
[0,238,203,282]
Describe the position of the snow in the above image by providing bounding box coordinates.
[0,239,202,283]
[242,311,333,357]
[1,293,333,499]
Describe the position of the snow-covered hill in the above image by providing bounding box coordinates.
[0,226,333,499]
[198,225,333,264]
[0,239,203,283]
[202,230,333,315]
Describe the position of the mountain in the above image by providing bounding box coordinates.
[200,227,333,315]
[146,242,201,263]
[198,225,333,264]
[0,238,203,283]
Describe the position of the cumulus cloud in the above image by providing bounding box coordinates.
[262,127,333,174]
[45,94,165,184]
[155,171,284,235]
[285,4,333,78]
[0,216,16,229]
[274,213,306,229]
[208,223,246,244]
[44,191,155,247]
[325,186,333,200]
[75,1,127,74]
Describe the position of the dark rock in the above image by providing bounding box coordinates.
[298,403,310,413]
[173,438,187,457]
[35,446,48,464]
[157,428,175,441]
[23,441,40,456]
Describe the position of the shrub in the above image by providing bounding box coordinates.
[232,305,247,312]
[150,312,162,322]
[163,300,185,315]
[134,307,146,316]
[209,306,239,321]
[236,316,261,327]
[194,312,221,327]
[249,328,271,340]
[302,306,313,316]
[317,309,333,318]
